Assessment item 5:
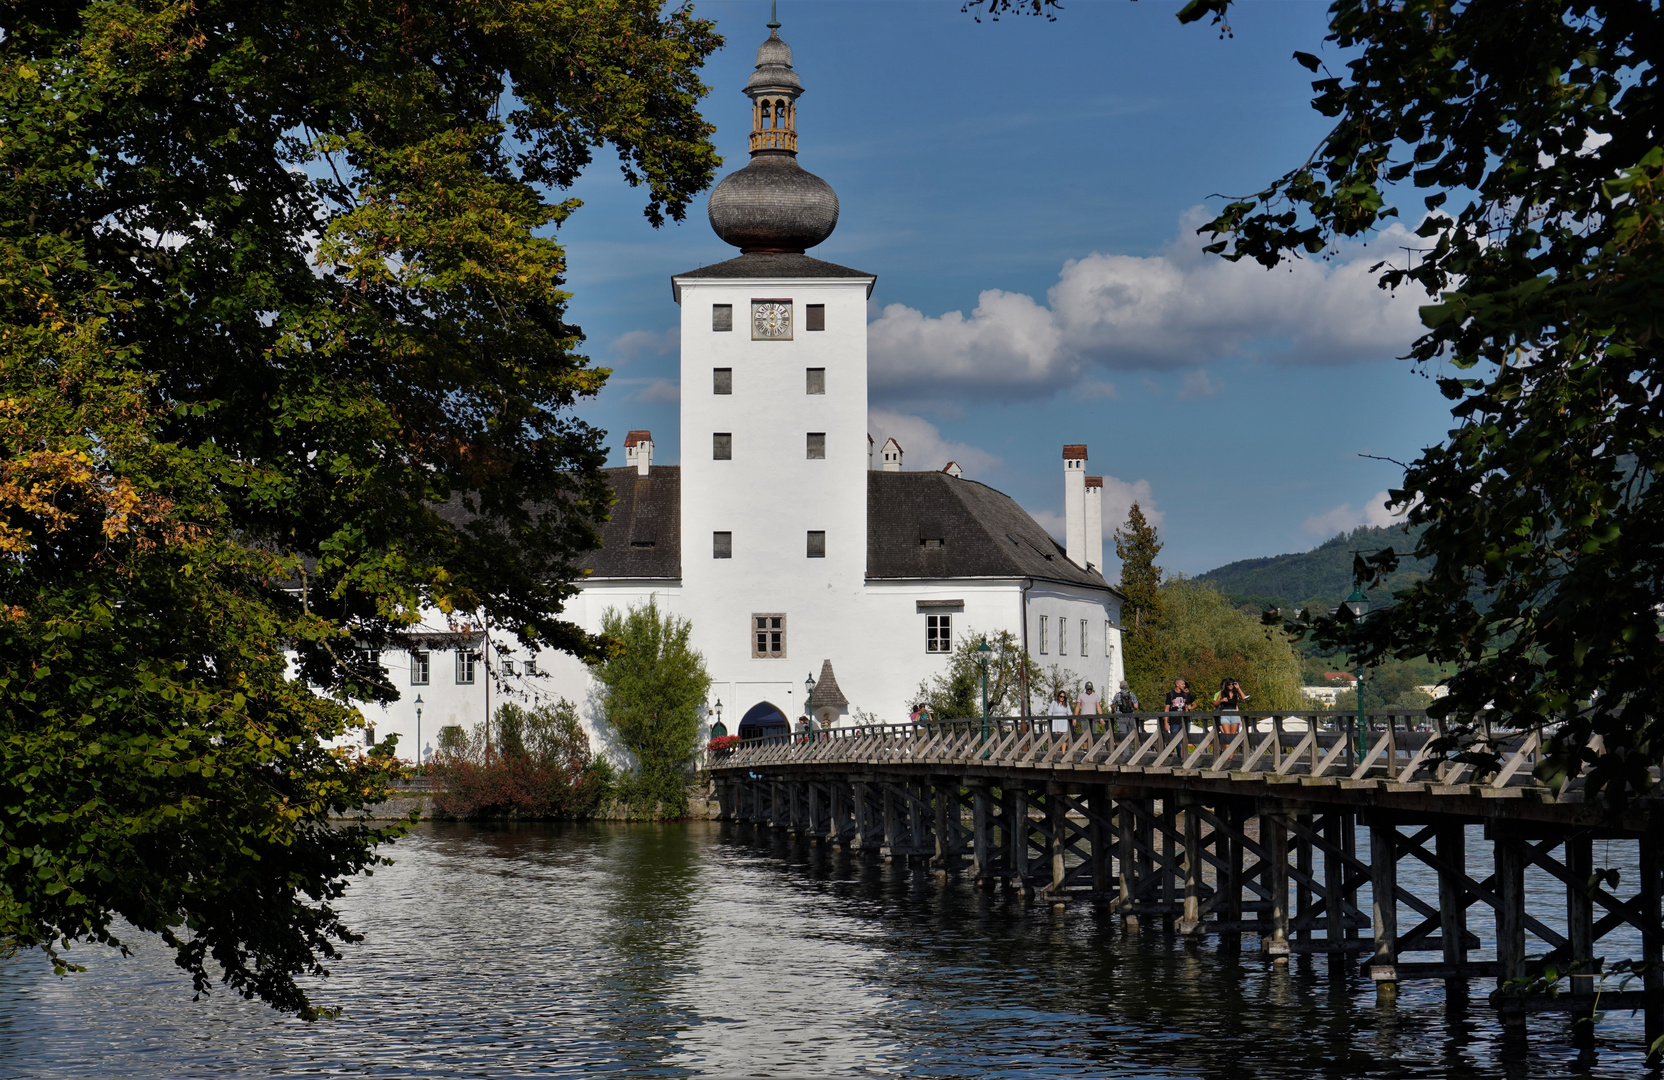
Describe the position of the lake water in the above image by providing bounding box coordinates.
[0,821,1653,1077]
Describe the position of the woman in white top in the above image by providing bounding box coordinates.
[1047,690,1072,751]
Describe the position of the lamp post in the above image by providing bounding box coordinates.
[1344,586,1369,759]
[804,672,816,743]
[413,694,424,775]
[710,699,726,739]
[975,636,993,753]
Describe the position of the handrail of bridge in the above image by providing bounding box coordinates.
[704,710,1567,794]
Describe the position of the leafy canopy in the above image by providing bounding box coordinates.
[915,629,1043,719]
[1,0,720,1014]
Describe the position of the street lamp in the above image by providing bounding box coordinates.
[710,699,726,739]
[803,672,816,744]
[975,636,993,746]
[1344,586,1369,759]
[413,694,424,775]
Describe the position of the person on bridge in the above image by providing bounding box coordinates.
[1047,689,1072,753]
[1112,681,1139,714]
[1163,678,1196,737]
[1075,681,1101,738]
[1214,678,1248,736]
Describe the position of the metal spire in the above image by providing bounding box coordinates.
[768,0,780,30]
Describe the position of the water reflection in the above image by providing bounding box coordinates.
[0,820,1653,1078]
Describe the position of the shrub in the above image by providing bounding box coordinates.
[430,699,610,819]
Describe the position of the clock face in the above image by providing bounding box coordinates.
[751,301,792,340]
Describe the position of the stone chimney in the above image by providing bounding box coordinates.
[625,430,653,476]
[1063,443,1087,569]
[1084,476,1104,574]
[880,437,903,472]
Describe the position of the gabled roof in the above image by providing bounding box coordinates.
[624,430,653,447]
[867,471,1113,592]
[576,466,681,579]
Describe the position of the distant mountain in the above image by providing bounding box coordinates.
[1195,525,1432,611]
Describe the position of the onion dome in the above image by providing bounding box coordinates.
[707,16,839,254]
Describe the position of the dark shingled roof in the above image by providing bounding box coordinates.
[809,659,848,710]
[867,471,1114,591]
[672,252,875,299]
[577,466,681,580]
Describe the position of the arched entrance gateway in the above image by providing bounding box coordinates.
[736,702,790,741]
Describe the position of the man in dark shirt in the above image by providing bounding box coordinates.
[1162,678,1195,736]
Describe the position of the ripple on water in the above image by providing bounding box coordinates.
[0,820,1653,1078]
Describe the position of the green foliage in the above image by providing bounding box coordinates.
[0,1,721,1015]
[1186,0,1664,807]
[915,629,1043,719]
[1114,502,1166,702]
[1137,579,1305,713]
[1198,526,1431,611]
[589,598,712,818]
[431,700,610,819]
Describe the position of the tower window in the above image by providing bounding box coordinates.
[713,304,733,332]
[806,368,825,394]
[807,531,826,558]
[807,432,825,459]
[806,304,826,331]
[713,433,732,460]
[926,614,952,653]
[713,367,732,394]
[713,531,732,559]
[753,614,786,658]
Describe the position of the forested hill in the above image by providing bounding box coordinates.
[1195,525,1432,611]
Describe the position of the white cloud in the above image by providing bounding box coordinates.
[610,326,679,364]
[1302,490,1403,538]
[1177,370,1221,400]
[866,410,1001,476]
[868,209,1427,401]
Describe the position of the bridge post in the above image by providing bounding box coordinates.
[1179,795,1203,935]
[1220,803,1244,927]
[1087,786,1111,898]
[1160,798,1178,930]
[828,781,846,845]
[1261,809,1290,962]
[1118,797,1139,928]
[970,783,995,884]
[1369,817,1398,994]
[909,781,927,859]
[851,781,873,851]
[881,782,900,861]
[1494,833,1527,1028]
[1005,786,1031,893]
[932,779,955,875]
[1324,812,1347,955]
[1438,824,1468,984]
[1296,813,1313,945]
[1640,834,1662,1054]
[1045,785,1068,904]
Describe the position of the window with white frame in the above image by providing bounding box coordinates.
[411,650,430,685]
[926,613,952,653]
[524,657,540,676]
[1039,615,1049,654]
[1081,620,1089,659]
[456,650,477,684]
[753,614,786,658]
[501,659,516,676]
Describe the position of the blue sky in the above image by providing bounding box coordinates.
[555,0,1453,576]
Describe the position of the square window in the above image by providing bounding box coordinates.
[806,432,825,459]
[501,659,516,676]
[806,303,826,331]
[713,304,733,332]
[713,432,732,460]
[751,299,792,340]
[753,613,786,658]
[713,531,732,559]
[456,650,477,684]
[713,367,732,394]
[1039,615,1049,654]
[806,367,825,395]
[926,613,952,653]
[525,657,540,676]
[807,530,826,558]
[410,650,430,686]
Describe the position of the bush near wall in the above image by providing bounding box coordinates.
[430,700,613,820]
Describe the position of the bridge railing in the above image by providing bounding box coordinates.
[705,709,1551,790]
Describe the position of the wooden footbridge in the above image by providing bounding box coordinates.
[709,711,1663,1049]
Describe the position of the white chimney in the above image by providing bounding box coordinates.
[881,437,904,472]
[943,460,962,478]
[1084,476,1104,574]
[1063,443,1087,568]
[625,430,653,476]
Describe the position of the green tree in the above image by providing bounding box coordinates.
[915,629,1043,719]
[1,1,720,1016]
[589,598,712,817]
[1176,0,1664,807]
[432,699,612,820]
[1142,579,1305,713]
[1114,502,1166,705]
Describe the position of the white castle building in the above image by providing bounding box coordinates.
[353,17,1124,760]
